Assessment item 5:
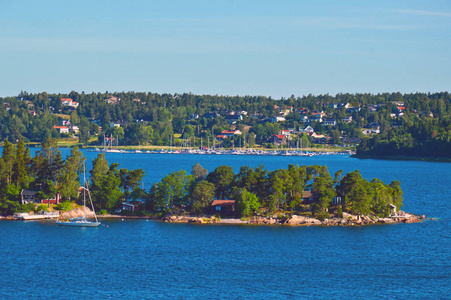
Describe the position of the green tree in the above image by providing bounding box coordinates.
[286,164,306,211]
[267,169,286,212]
[191,163,208,180]
[58,147,85,201]
[2,140,15,185]
[248,132,256,148]
[206,165,235,199]
[119,168,145,202]
[190,180,215,214]
[337,170,371,215]
[236,188,260,218]
[150,170,194,213]
[90,153,109,187]
[12,139,28,188]
[90,163,123,212]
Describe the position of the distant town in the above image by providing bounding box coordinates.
[1,91,449,158]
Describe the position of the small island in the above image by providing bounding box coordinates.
[0,140,424,226]
[149,163,424,226]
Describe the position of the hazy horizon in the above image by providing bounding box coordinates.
[1,0,450,99]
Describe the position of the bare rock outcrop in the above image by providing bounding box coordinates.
[61,207,95,219]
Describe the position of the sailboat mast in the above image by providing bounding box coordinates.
[83,164,87,220]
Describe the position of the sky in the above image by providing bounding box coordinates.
[0,0,450,98]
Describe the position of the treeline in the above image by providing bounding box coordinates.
[146,164,403,219]
[357,117,451,158]
[0,91,449,151]
[0,139,144,215]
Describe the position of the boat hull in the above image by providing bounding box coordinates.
[56,221,101,227]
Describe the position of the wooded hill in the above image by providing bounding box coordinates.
[1,91,450,157]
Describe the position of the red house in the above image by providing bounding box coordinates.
[302,191,319,204]
[41,193,61,204]
[211,200,235,216]
[122,201,142,212]
[269,135,286,145]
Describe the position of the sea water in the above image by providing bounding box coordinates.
[0,151,450,299]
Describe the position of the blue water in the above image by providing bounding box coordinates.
[1,151,450,299]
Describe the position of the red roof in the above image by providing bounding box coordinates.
[211,200,235,206]
[53,126,68,129]
[273,135,285,139]
[221,130,238,134]
[217,135,228,139]
[398,106,405,110]
[61,98,72,102]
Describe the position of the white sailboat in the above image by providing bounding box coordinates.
[56,165,101,227]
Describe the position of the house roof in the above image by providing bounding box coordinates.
[302,191,319,198]
[272,135,285,139]
[211,200,235,206]
[221,130,239,134]
[22,189,38,196]
[122,201,142,207]
[61,98,72,102]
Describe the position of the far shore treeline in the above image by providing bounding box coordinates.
[0,139,403,219]
[0,91,449,159]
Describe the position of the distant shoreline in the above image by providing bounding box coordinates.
[352,154,451,163]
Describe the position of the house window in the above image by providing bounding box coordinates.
[216,206,221,211]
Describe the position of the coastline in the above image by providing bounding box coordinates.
[352,154,451,163]
[3,210,426,226]
[160,210,425,226]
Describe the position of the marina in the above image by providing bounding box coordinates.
[89,147,354,156]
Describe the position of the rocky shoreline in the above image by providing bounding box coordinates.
[2,210,425,226]
[162,210,425,226]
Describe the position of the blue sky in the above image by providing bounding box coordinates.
[0,0,450,98]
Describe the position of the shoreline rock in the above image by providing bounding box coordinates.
[2,210,424,226]
[161,210,424,226]
[60,207,95,219]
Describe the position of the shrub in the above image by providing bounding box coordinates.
[17,203,35,213]
[337,206,343,218]
[99,209,108,215]
[315,211,330,221]
[36,205,48,212]
[58,201,72,212]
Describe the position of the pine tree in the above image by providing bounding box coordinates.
[12,139,28,188]
[2,140,15,185]
[58,147,85,201]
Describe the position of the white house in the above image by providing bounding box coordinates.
[269,116,286,122]
[324,119,337,126]
[221,130,242,137]
[342,116,353,123]
[300,125,315,133]
[53,126,69,134]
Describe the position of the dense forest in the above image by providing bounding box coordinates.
[356,117,451,158]
[146,163,403,219]
[0,91,449,157]
[0,139,144,215]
